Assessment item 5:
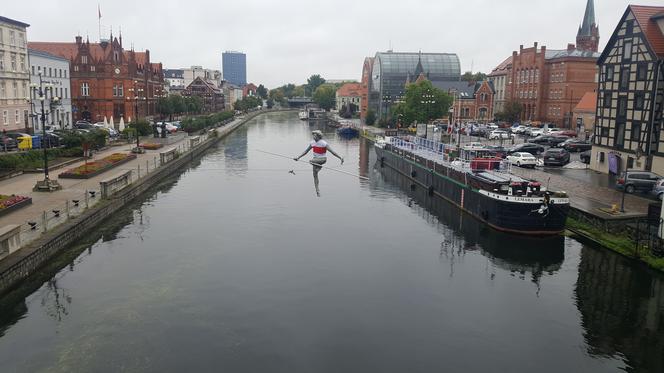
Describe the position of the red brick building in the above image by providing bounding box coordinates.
[433,80,495,124]
[242,83,257,98]
[359,57,373,121]
[492,0,600,127]
[29,33,164,123]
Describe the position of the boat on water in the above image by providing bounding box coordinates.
[337,120,359,137]
[298,110,308,120]
[374,136,570,235]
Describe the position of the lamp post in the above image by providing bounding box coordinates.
[29,73,62,192]
[421,88,436,139]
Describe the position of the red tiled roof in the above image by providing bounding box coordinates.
[630,5,664,58]
[337,82,362,97]
[574,91,597,113]
[28,41,153,66]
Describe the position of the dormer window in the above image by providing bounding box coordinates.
[114,51,119,62]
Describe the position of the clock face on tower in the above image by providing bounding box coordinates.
[114,68,120,75]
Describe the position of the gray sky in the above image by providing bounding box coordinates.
[4,0,663,88]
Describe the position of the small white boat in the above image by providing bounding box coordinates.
[298,111,308,120]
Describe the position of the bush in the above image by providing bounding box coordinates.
[366,110,376,126]
[60,130,107,149]
[181,111,234,133]
[127,119,153,136]
[0,147,83,171]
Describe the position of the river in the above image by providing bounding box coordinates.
[0,111,662,372]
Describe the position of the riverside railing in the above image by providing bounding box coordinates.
[6,130,214,254]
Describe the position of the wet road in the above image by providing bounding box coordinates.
[0,112,662,372]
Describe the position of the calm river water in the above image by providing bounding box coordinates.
[0,111,662,372]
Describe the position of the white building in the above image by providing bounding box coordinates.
[0,16,30,132]
[28,49,72,130]
[183,66,222,88]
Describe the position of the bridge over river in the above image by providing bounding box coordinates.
[0,111,662,372]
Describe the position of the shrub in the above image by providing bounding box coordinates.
[0,147,83,171]
[181,111,234,133]
[127,120,152,136]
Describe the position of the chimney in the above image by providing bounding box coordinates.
[567,43,576,51]
[534,42,538,49]
[75,35,82,45]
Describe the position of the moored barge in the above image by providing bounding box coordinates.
[375,136,570,235]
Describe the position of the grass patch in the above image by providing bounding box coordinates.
[566,216,664,272]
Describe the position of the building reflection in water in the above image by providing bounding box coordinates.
[576,247,664,372]
[372,160,565,289]
[223,126,248,177]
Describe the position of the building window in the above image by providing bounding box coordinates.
[9,31,15,46]
[0,52,4,70]
[631,122,641,141]
[0,82,4,98]
[81,55,88,64]
[64,70,67,78]
[603,92,612,108]
[2,111,7,125]
[113,51,119,62]
[74,65,79,72]
[635,93,645,110]
[64,88,68,98]
[636,64,647,81]
[605,65,614,81]
[623,41,632,60]
[625,20,634,35]
[48,67,52,77]
[81,82,90,97]
[19,55,25,71]
[616,122,626,147]
[10,53,16,71]
[620,67,630,90]
[617,97,627,117]
[90,66,95,72]
[12,82,17,98]
[31,65,35,75]
[15,110,19,124]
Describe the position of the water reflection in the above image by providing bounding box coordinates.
[576,247,664,372]
[373,154,565,288]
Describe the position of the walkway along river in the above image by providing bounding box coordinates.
[0,111,662,372]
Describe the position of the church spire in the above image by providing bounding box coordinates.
[414,50,424,77]
[578,0,596,36]
[576,0,599,52]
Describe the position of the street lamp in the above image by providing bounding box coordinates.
[421,88,436,139]
[29,73,62,192]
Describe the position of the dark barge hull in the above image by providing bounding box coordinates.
[376,145,569,235]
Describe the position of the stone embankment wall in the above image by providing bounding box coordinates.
[0,110,284,296]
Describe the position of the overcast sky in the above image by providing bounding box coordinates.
[4,0,663,87]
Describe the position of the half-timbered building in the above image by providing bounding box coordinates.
[590,5,664,175]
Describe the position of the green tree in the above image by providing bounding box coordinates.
[392,80,453,125]
[496,100,523,123]
[365,110,376,126]
[170,95,186,117]
[312,84,336,111]
[256,84,268,99]
[266,98,274,109]
[269,89,286,105]
[282,83,296,98]
[156,97,173,119]
[185,96,203,114]
[307,75,326,94]
[461,71,487,82]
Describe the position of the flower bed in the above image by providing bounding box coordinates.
[58,153,137,179]
[0,194,32,218]
[140,143,164,150]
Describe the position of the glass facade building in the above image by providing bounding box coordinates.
[222,51,247,87]
[369,52,461,118]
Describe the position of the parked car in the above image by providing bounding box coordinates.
[487,123,499,131]
[548,136,570,147]
[488,129,512,140]
[73,121,94,130]
[469,127,488,137]
[513,125,528,134]
[561,139,592,152]
[1,135,18,151]
[526,128,544,137]
[528,135,557,144]
[542,148,571,166]
[616,171,662,194]
[42,132,62,148]
[507,143,545,156]
[92,123,119,138]
[484,145,508,158]
[650,179,664,200]
[558,130,578,137]
[506,152,538,168]
[580,150,591,164]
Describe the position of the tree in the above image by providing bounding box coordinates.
[266,98,274,109]
[170,95,186,118]
[269,89,286,105]
[312,84,336,111]
[185,96,203,114]
[496,100,523,124]
[461,71,487,82]
[392,80,453,126]
[307,74,326,94]
[156,97,173,119]
[256,84,268,99]
[365,110,376,126]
